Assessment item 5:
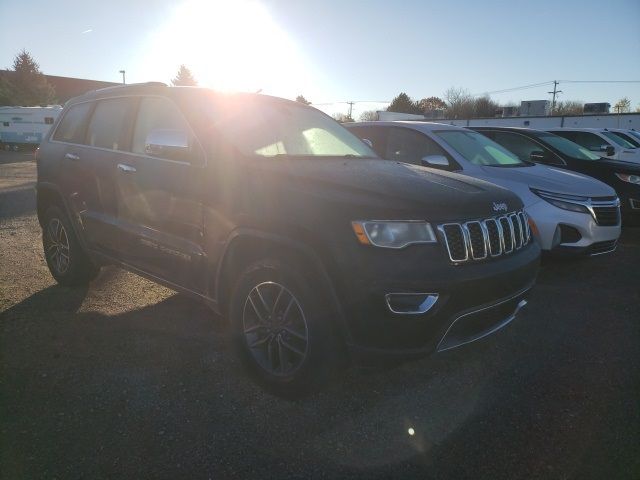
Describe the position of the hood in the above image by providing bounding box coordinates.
[248,157,522,222]
[597,158,640,172]
[478,163,616,198]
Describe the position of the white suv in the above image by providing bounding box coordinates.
[347,122,622,256]
[546,128,640,163]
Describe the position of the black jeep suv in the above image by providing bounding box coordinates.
[36,83,539,395]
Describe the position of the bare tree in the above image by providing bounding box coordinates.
[359,110,378,121]
[614,97,631,113]
[444,87,474,119]
[473,95,499,118]
[332,112,354,123]
[553,100,584,116]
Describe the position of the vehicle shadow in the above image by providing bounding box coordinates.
[0,184,36,220]
[3,230,639,479]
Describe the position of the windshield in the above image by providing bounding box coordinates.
[612,131,640,148]
[434,130,526,167]
[538,133,601,161]
[602,131,636,149]
[626,130,640,142]
[210,97,376,158]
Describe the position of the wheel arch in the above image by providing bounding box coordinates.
[214,229,352,344]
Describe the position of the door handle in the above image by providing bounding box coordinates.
[117,163,137,174]
[64,153,80,161]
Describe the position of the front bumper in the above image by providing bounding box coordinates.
[332,240,540,361]
[526,201,621,253]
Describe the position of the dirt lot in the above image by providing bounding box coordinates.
[1,150,639,479]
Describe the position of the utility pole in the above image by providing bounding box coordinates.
[119,70,126,85]
[548,80,562,113]
[347,101,355,120]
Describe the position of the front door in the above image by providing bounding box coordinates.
[114,96,207,294]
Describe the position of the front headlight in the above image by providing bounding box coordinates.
[351,221,437,248]
[615,173,640,185]
[530,188,590,214]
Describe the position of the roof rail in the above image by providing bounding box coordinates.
[90,81,168,94]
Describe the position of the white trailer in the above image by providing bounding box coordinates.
[0,106,62,150]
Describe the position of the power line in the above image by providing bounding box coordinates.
[470,81,554,97]
[559,80,640,83]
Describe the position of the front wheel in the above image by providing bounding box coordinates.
[229,256,345,397]
[42,206,100,286]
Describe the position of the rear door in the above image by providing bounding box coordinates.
[114,95,207,293]
[80,97,138,253]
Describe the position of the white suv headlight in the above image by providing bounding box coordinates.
[351,221,437,248]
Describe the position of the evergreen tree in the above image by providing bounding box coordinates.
[0,50,56,106]
[171,65,198,86]
[295,95,311,105]
[387,92,421,114]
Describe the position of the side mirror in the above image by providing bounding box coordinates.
[145,129,190,161]
[362,138,373,148]
[529,150,547,162]
[604,145,615,156]
[421,155,450,168]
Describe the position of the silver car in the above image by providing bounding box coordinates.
[347,122,621,255]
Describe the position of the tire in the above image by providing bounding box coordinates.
[229,256,345,397]
[42,205,100,286]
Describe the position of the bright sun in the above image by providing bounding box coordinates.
[138,0,314,98]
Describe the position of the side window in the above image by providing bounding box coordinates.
[492,132,563,165]
[132,97,198,163]
[86,98,134,150]
[385,127,448,165]
[574,132,611,150]
[348,126,385,157]
[52,102,93,144]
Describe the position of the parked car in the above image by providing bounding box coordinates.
[346,122,621,256]
[605,128,640,148]
[36,84,540,396]
[546,128,640,163]
[470,126,640,226]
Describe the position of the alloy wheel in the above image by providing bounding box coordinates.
[46,218,71,275]
[242,281,309,376]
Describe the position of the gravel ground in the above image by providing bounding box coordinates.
[1,150,639,479]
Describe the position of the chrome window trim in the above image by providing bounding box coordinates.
[48,94,207,168]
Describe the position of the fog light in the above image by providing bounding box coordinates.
[385,293,438,315]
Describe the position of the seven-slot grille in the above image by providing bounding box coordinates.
[438,210,531,263]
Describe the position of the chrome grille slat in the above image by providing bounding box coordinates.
[440,210,529,264]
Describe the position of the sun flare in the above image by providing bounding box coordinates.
[138,0,314,97]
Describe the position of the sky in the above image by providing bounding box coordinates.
[1,0,639,119]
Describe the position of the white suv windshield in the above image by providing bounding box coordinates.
[435,130,526,167]
[538,133,601,160]
[602,131,636,149]
[214,98,376,158]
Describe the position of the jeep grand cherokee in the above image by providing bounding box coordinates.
[36,83,540,396]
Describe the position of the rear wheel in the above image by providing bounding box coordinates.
[229,256,345,397]
[42,206,100,286]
